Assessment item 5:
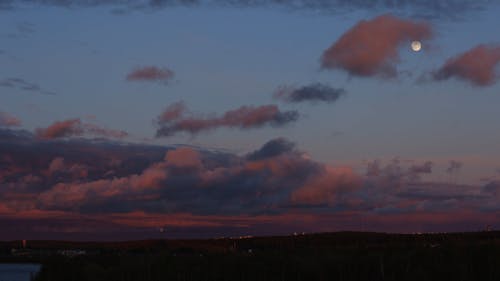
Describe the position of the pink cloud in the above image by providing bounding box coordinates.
[37,148,191,209]
[36,118,84,139]
[0,111,21,127]
[48,157,66,174]
[321,14,433,78]
[157,101,187,123]
[291,167,362,206]
[156,102,299,137]
[48,157,89,179]
[165,147,203,169]
[433,44,500,86]
[36,118,128,140]
[38,172,165,210]
[126,66,175,83]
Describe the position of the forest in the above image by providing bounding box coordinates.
[19,231,500,281]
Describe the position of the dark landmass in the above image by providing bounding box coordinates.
[3,231,500,281]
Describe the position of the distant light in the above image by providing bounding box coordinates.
[411,41,422,52]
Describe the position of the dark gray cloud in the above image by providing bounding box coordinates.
[407,161,433,181]
[274,83,346,104]
[156,102,299,137]
[246,137,296,161]
[482,181,500,196]
[446,160,463,175]
[3,0,492,19]
[0,77,56,95]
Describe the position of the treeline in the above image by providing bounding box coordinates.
[33,232,500,281]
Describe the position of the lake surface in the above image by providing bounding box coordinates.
[0,264,41,281]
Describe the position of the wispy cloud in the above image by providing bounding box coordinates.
[0,77,56,95]
[155,102,299,137]
[3,0,491,19]
[126,66,175,84]
[274,83,346,104]
[7,22,36,38]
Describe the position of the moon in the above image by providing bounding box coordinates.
[411,41,422,52]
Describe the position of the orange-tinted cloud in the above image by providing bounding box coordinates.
[321,14,433,78]
[126,66,175,83]
[433,44,500,86]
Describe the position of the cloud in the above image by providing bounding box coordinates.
[321,14,433,78]
[36,118,128,140]
[246,137,296,161]
[164,146,203,169]
[3,0,491,19]
[433,44,500,86]
[291,166,362,207]
[157,101,187,123]
[83,123,129,139]
[2,129,500,238]
[274,83,346,104]
[36,119,84,139]
[7,22,36,38]
[408,161,433,174]
[365,158,433,184]
[407,161,433,182]
[126,66,175,84]
[0,111,21,127]
[0,77,56,95]
[48,157,89,179]
[446,160,463,175]
[16,22,35,34]
[155,102,299,137]
[35,142,321,215]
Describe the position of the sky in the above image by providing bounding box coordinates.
[1,0,500,240]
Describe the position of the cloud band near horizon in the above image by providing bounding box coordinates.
[1,128,499,239]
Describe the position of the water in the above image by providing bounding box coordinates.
[0,264,41,281]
